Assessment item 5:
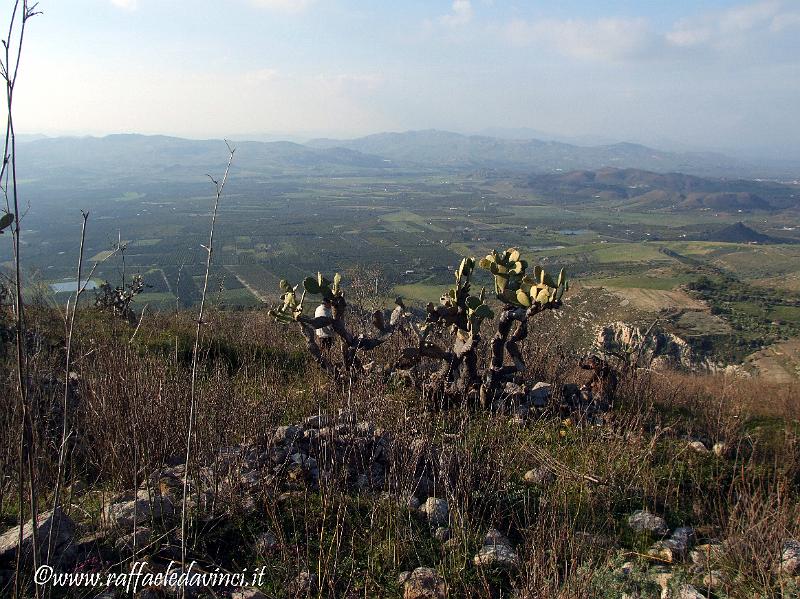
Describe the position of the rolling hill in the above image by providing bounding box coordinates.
[308,129,756,177]
[526,167,799,212]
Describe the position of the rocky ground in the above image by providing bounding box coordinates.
[2,391,799,598]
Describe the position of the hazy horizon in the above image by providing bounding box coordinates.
[11,0,800,162]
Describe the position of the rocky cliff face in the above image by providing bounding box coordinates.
[595,321,696,370]
[595,321,750,376]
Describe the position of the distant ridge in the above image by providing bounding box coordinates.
[308,129,756,178]
[525,167,798,212]
[16,131,792,182]
[17,134,393,182]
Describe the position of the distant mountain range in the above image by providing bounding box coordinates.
[308,129,768,178]
[17,134,389,183]
[15,130,799,184]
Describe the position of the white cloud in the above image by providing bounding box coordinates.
[505,17,653,62]
[439,0,473,27]
[248,0,314,13]
[110,0,138,10]
[501,1,800,62]
[667,0,800,48]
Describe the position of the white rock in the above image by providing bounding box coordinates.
[688,441,708,453]
[648,527,694,562]
[529,382,552,407]
[668,584,705,599]
[104,488,174,529]
[473,529,518,568]
[0,507,75,567]
[403,567,447,599]
[273,425,300,445]
[523,467,555,486]
[473,543,519,568]
[419,497,449,528]
[628,510,669,536]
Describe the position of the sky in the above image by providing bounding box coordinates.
[10,0,800,159]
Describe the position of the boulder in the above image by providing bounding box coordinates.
[688,441,708,454]
[273,425,301,446]
[0,507,75,567]
[523,467,555,486]
[529,382,552,407]
[403,567,447,599]
[104,489,174,529]
[419,498,449,528]
[668,584,705,599]
[473,529,518,568]
[648,527,694,563]
[473,543,518,568]
[628,510,669,536]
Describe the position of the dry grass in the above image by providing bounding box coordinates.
[0,305,798,597]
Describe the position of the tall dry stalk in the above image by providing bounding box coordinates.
[180,142,235,586]
[46,211,117,572]
[1,2,41,597]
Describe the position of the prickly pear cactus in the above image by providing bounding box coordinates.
[431,257,494,335]
[479,248,568,309]
[302,271,342,301]
[269,271,345,325]
[268,279,306,323]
